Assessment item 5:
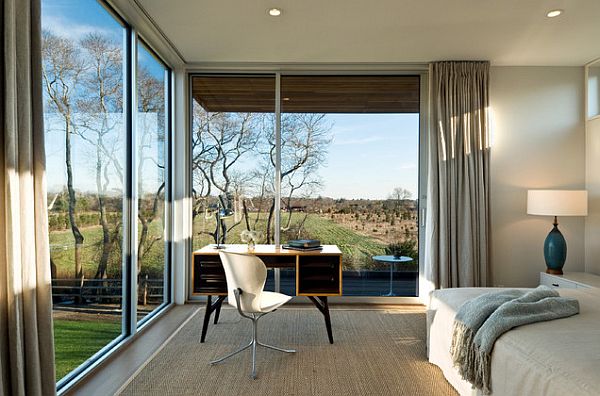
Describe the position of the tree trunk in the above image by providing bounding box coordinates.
[265,198,275,244]
[95,144,110,279]
[137,216,149,274]
[242,199,251,231]
[65,118,84,278]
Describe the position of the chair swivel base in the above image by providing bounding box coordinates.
[209,313,295,379]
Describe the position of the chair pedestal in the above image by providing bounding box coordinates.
[209,312,295,379]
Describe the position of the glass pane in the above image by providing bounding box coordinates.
[280,76,420,296]
[42,0,125,381]
[190,76,280,290]
[136,43,169,324]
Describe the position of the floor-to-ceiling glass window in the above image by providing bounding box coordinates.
[42,0,173,385]
[42,0,126,381]
[190,74,420,297]
[135,42,170,324]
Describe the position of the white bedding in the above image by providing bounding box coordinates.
[427,287,600,396]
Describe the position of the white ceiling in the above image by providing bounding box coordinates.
[137,0,600,66]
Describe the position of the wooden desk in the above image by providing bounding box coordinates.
[192,244,342,343]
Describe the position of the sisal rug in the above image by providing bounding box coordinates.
[119,307,457,396]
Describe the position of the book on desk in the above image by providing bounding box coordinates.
[286,239,321,248]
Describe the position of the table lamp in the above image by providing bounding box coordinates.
[527,190,587,274]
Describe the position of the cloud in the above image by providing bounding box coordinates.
[42,14,116,42]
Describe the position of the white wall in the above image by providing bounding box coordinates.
[585,117,600,274]
[490,67,586,287]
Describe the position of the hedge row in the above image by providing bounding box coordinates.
[48,212,121,231]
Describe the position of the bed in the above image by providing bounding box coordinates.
[427,287,600,396]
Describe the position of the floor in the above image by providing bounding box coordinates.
[64,303,456,396]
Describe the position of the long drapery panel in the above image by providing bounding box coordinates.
[1,0,56,395]
[424,61,491,292]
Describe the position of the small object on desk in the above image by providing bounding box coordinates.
[287,239,321,248]
[281,244,323,251]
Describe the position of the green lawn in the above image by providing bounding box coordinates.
[53,319,122,381]
[50,219,165,279]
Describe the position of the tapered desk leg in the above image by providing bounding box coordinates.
[201,295,227,343]
[214,298,223,324]
[308,296,334,344]
[322,297,333,344]
[201,296,212,343]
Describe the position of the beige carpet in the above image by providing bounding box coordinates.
[119,307,457,396]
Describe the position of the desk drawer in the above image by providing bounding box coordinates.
[297,255,341,295]
[193,255,226,294]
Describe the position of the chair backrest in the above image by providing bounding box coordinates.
[219,251,267,313]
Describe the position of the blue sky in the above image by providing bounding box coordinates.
[41,0,165,78]
[321,114,419,200]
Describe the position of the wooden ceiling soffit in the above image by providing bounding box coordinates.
[192,75,420,113]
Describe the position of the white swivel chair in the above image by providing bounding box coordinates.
[210,251,296,379]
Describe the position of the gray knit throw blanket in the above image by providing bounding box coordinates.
[450,286,579,394]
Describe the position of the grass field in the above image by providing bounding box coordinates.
[49,219,165,279]
[53,319,121,380]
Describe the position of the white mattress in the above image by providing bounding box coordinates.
[427,287,600,396]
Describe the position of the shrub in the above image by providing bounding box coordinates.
[385,239,418,260]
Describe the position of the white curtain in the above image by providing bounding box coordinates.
[1,0,56,395]
[424,61,491,293]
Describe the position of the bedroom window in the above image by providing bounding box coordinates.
[191,74,422,297]
[42,0,173,387]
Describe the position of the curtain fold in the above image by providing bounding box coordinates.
[424,61,491,292]
[1,0,56,395]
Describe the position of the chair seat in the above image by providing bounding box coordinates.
[228,291,292,313]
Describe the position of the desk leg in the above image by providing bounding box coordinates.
[308,296,334,344]
[214,298,223,324]
[201,295,227,343]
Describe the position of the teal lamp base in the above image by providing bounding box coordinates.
[543,219,567,275]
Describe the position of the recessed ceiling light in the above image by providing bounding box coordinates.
[268,8,282,17]
[282,97,290,101]
[546,9,563,18]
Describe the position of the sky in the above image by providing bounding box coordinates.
[321,114,419,200]
[42,0,421,201]
[41,0,165,78]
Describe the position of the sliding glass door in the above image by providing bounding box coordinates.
[190,74,421,297]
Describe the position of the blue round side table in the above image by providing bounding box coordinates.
[372,255,413,296]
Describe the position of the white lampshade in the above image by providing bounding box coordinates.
[527,190,588,216]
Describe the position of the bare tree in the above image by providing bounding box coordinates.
[42,31,86,278]
[264,113,331,243]
[389,187,412,212]
[191,106,262,243]
[77,33,123,279]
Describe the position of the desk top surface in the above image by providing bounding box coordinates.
[193,244,342,256]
